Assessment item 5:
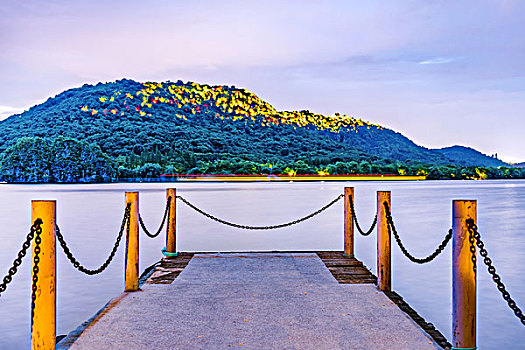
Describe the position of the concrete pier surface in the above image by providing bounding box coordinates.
[66,253,440,350]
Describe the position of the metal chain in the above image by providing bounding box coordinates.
[31,221,42,330]
[0,219,43,298]
[348,195,377,236]
[176,194,344,230]
[56,204,131,275]
[383,202,452,264]
[139,196,171,238]
[468,222,477,276]
[467,219,525,326]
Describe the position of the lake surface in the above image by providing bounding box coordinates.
[0,180,524,349]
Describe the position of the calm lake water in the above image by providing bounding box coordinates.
[0,180,524,349]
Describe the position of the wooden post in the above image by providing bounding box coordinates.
[165,188,177,255]
[344,187,355,257]
[125,192,139,292]
[377,191,391,292]
[452,200,477,349]
[31,200,56,350]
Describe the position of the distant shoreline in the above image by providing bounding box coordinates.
[6,176,525,184]
[0,175,424,184]
[161,174,425,182]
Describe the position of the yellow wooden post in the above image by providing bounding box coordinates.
[452,200,477,349]
[165,188,177,255]
[125,192,139,292]
[31,200,56,350]
[377,191,391,292]
[344,187,355,257]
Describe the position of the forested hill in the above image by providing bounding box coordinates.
[435,146,507,167]
[0,79,517,182]
[0,79,447,163]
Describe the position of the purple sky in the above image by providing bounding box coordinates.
[1,0,524,163]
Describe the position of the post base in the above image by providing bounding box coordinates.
[161,247,179,257]
[343,253,355,258]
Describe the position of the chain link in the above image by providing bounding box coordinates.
[56,204,131,275]
[348,195,377,236]
[31,220,42,330]
[176,194,344,230]
[467,219,525,326]
[139,196,171,238]
[468,222,477,276]
[383,202,452,264]
[0,219,43,298]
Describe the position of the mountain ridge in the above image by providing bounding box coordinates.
[0,79,519,182]
[434,145,507,168]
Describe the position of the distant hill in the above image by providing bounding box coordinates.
[435,146,508,167]
[0,79,451,166]
[0,79,521,182]
[513,162,525,168]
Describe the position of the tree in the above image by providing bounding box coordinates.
[0,137,115,183]
[0,137,51,182]
[358,161,371,174]
[135,163,162,178]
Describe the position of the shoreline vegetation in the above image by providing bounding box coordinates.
[0,136,523,184]
[162,174,426,181]
[3,170,524,184]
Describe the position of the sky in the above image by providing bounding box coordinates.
[1,0,524,163]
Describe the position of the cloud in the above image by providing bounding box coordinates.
[419,57,458,65]
[2,1,524,83]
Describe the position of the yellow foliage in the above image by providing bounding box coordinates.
[475,168,487,180]
[128,80,380,133]
[282,167,297,176]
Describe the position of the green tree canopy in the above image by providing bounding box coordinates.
[0,137,115,183]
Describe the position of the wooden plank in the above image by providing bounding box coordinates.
[329,266,371,275]
[317,252,377,285]
[147,253,194,284]
[333,277,377,284]
[317,251,348,258]
[334,278,375,284]
[322,260,363,267]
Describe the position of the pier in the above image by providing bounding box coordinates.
[1,187,523,349]
[62,252,439,350]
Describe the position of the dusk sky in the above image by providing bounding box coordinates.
[1,0,524,163]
